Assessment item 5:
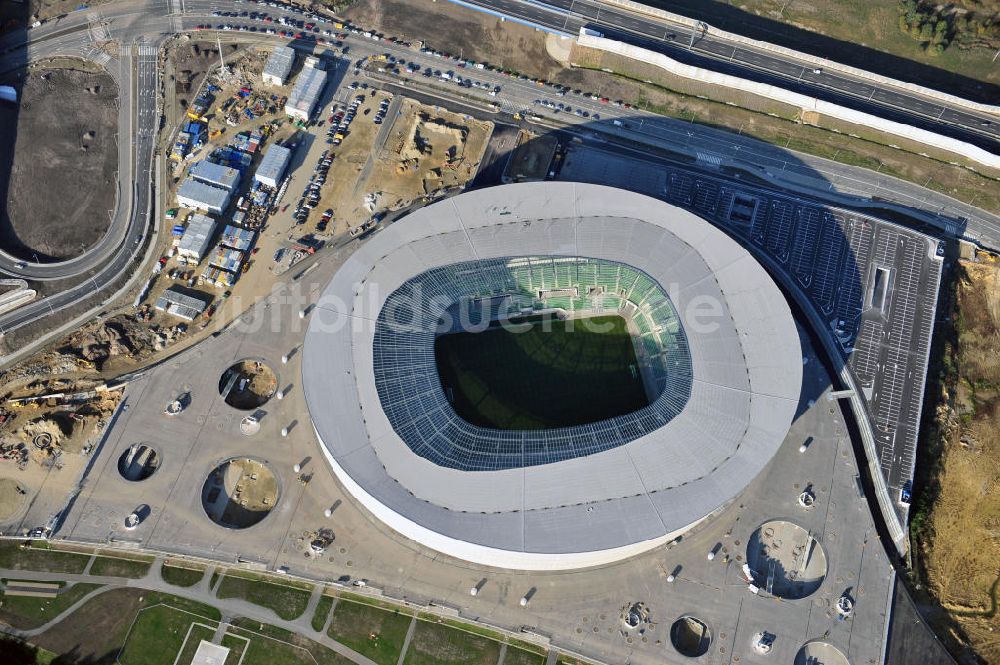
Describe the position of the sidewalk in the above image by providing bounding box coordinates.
[0,565,378,665]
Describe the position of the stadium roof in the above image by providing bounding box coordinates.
[302,183,802,569]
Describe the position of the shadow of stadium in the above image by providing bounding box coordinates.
[457,112,964,661]
[461,112,952,552]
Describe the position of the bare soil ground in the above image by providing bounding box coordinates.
[918,253,1000,664]
[221,360,277,410]
[345,0,564,78]
[0,65,118,260]
[28,0,112,22]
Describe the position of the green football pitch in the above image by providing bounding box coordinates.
[434,314,648,430]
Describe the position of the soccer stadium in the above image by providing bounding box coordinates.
[303,183,802,570]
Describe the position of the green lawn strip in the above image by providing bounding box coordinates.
[209,569,220,589]
[118,598,221,665]
[161,563,205,588]
[172,624,217,665]
[326,597,412,665]
[216,572,312,621]
[504,646,547,665]
[0,542,90,574]
[506,636,548,657]
[403,616,501,665]
[311,593,334,632]
[221,633,248,665]
[0,582,103,630]
[88,554,153,579]
[228,618,354,665]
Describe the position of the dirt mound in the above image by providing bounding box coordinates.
[0,65,119,260]
[62,314,187,369]
[921,257,1000,664]
[219,360,277,410]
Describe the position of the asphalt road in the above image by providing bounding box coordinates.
[0,41,158,332]
[459,0,1000,151]
[1,0,999,341]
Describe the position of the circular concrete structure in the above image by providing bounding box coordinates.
[794,641,850,665]
[670,615,712,658]
[303,183,802,570]
[219,360,277,410]
[201,458,279,529]
[747,520,827,599]
[118,443,160,482]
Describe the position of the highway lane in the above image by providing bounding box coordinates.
[0,39,159,333]
[456,0,1000,152]
[0,7,170,283]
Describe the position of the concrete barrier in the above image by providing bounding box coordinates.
[577,32,1000,170]
[597,0,1000,116]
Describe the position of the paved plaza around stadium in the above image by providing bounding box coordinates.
[44,184,894,664]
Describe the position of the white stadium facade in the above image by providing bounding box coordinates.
[302,183,802,570]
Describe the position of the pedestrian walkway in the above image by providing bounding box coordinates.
[0,566,378,665]
[396,614,417,665]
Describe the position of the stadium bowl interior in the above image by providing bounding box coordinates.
[303,182,802,570]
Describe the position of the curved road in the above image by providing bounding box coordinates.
[0,0,998,344]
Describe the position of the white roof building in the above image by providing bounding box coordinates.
[189,160,241,192]
[176,180,231,215]
[176,213,218,261]
[254,144,292,189]
[262,46,295,86]
[284,61,327,121]
[155,286,211,321]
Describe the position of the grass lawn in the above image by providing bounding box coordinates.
[402,618,501,665]
[0,542,90,574]
[504,647,547,665]
[435,314,646,429]
[216,573,312,621]
[311,594,334,632]
[88,554,153,579]
[29,589,220,665]
[161,563,205,588]
[221,633,248,665]
[0,583,102,630]
[173,624,217,665]
[118,598,221,665]
[230,618,354,665]
[327,598,412,665]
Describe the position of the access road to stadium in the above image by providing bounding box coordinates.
[0,0,996,354]
[453,0,1000,151]
[46,203,891,665]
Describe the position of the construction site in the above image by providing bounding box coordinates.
[316,95,491,235]
[0,31,495,546]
